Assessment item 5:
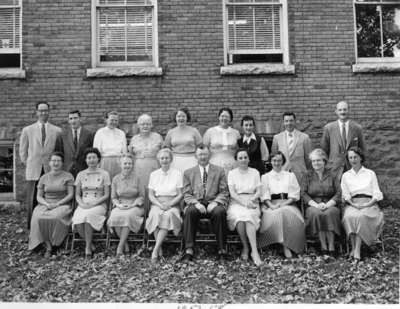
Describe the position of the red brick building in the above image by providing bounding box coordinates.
[0,0,399,204]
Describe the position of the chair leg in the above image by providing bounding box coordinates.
[70,233,76,254]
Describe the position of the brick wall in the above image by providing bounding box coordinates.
[0,0,399,203]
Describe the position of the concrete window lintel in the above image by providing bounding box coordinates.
[220,64,295,75]
[352,62,400,73]
[86,66,163,78]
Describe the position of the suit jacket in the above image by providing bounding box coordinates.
[55,126,94,177]
[183,164,229,209]
[321,120,366,175]
[19,122,62,180]
[271,129,312,182]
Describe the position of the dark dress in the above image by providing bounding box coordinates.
[300,169,341,236]
[237,134,268,175]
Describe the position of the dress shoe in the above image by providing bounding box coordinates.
[180,253,193,262]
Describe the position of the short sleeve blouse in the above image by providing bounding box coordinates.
[341,166,383,201]
[148,168,183,196]
[261,170,300,201]
[228,167,261,194]
[164,126,202,154]
[75,168,111,191]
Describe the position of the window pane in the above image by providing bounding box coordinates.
[0,145,13,194]
[0,53,20,67]
[126,7,152,61]
[382,4,400,57]
[0,7,20,49]
[356,4,382,57]
[0,171,13,193]
[0,145,13,170]
[99,0,152,6]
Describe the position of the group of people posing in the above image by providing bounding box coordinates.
[20,101,384,266]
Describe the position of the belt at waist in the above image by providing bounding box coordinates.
[352,194,372,199]
[271,193,288,200]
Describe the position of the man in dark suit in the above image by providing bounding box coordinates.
[55,110,94,178]
[19,102,61,229]
[182,145,229,261]
[321,101,366,179]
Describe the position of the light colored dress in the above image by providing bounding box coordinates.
[341,166,384,246]
[301,169,341,236]
[203,126,240,173]
[93,126,127,180]
[28,171,74,250]
[258,170,305,254]
[145,168,183,236]
[72,168,111,231]
[227,167,261,231]
[107,172,144,233]
[164,126,202,173]
[129,132,163,195]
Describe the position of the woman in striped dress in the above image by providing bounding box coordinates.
[258,151,305,258]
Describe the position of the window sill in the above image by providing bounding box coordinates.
[352,62,400,73]
[0,68,26,79]
[220,64,295,75]
[86,66,163,78]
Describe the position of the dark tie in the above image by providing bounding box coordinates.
[202,166,207,198]
[341,123,347,149]
[73,129,78,150]
[41,123,46,146]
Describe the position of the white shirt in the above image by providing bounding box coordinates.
[228,167,261,194]
[71,127,81,141]
[341,166,383,201]
[93,126,127,157]
[37,121,48,130]
[338,120,349,138]
[261,170,300,201]
[243,133,256,144]
[199,164,210,182]
[148,168,183,196]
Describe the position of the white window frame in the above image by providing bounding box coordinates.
[0,0,22,70]
[91,0,159,68]
[222,0,290,66]
[353,0,400,64]
[0,141,16,200]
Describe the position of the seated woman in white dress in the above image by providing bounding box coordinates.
[341,147,384,261]
[72,148,111,258]
[28,152,74,257]
[107,154,144,256]
[145,148,183,263]
[258,151,305,259]
[227,148,263,266]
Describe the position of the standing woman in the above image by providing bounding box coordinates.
[164,107,202,173]
[28,152,74,257]
[72,148,111,258]
[258,151,305,258]
[146,148,183,263]
[301,148,341,256]
[237,115,269,175]
[107,154,144,256]
[129,114,163,195]
[227,149,263,266]
[203,107,240,173]
[93,111,127,180]
[341,147,384,261]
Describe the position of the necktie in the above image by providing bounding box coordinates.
[41,123,46,146]
[73,129,78,150]
[202,166,208,198]
[288,132,294,154]
[341,123,347,148]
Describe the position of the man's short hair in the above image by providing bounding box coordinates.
[196,144,210,152]
[241,115,256,126]
[105,110,119,119]
[69,110,81,117]
[282,112,296,120]
[35,101,50,110]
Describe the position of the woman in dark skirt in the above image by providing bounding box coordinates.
[301,148,341,256]
[237,115,269,176]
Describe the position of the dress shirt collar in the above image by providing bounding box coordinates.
[338,120,349,134]
[243,133,256,143]
[161,167,172,176]
[37,121,48,129]
[285,130,295,138]
[349,166,367,176]
[199,164,210,176]
[71,126,81,137]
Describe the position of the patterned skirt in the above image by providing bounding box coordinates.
[227,195,261,231]
[107,206,144,233]
[306,206,341,236]
[28,204,72,250]
[342,202,384,246]
[145,196,182,236]
[257,204,305,254]
[72,205,106,231]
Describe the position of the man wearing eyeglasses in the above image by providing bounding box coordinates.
[19,102,61,230]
